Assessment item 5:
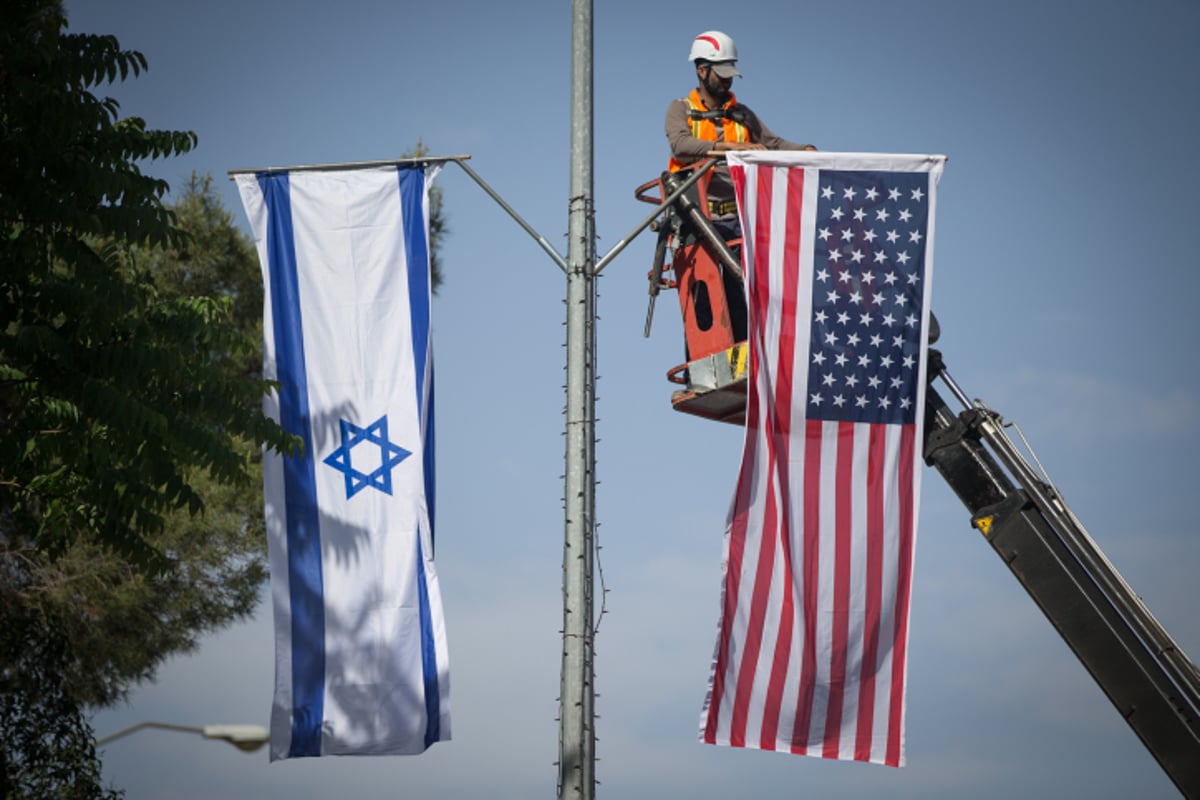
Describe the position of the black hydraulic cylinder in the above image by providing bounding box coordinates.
[923,383,1200,798]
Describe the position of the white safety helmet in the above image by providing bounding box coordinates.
[688,30,741,78]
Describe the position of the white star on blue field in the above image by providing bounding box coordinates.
[322,415,410,499]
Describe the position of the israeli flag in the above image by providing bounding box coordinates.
[236,165,450,759]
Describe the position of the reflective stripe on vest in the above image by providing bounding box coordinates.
[668,89,750,172]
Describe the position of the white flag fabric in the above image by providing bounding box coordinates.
[700,152,944,766]
[236,165,450,759]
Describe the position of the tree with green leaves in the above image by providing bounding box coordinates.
[0,6,294,567]
[0,171,278,795]
[0,1,293,793]
[0,606,122,800]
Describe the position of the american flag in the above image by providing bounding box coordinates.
[700,152,944,766]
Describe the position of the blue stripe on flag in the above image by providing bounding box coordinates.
[416,534,439,747]
[425,376,436,539]
[397,165,441,748]
[259,173,326,758]
[397,168,435,535]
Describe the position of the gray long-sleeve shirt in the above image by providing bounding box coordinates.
[664,95,809,211]
[665,95,807,163]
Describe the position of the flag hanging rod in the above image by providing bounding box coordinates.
[226,154,472,177]
[227,155,570,275]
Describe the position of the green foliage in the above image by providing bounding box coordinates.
[0,604,123,799]
[0,2,295,567]
[0,4,290,792]
[141,173,265,386]
[1,466,267,709]
[0,163,275,702]
[16,174,280,707]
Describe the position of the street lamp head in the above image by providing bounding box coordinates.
[200,724,270,753]
[96,721,270,753]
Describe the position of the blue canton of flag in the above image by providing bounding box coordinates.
[808,172,929,425]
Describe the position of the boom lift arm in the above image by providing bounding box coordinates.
[924,355,1200,798]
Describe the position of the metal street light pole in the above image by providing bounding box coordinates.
[96,721,270,753]
[558,0,596,797]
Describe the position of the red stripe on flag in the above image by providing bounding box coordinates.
[823,421,856,758]
[730,471,778,746]
[759,167,805,750]
[704,381,758,743]
[791,418,823,753]
[855,424,887,760]
[885,424,916,766]
[703,408,754,744]
[729,167,781,747]
[747,372,786,741]
[704,164,774,744]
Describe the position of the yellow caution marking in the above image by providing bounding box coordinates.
[728,343,748,379]
[974,515,994,537]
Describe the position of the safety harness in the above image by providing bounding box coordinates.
[668,90,752,173]
[668,90,752,216]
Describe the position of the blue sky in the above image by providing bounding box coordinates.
[69,0,1199,797]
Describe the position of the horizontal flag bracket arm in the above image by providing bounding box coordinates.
[593,158,717,276]
[227,155,571,274]
[226,154,473,177]
[451,159,570,274]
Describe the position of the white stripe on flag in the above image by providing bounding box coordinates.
[700,151,943,766]
[236,165,450,759]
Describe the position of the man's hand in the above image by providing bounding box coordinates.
[717,141,767,152]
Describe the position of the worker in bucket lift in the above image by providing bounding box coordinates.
[665,30,816,241]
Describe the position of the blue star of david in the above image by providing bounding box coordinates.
[322,414,411,499]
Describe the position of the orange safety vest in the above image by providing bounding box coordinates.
[668,89,751,172]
